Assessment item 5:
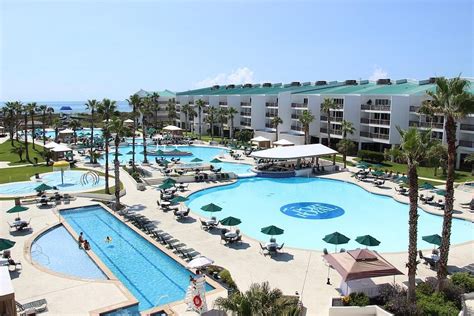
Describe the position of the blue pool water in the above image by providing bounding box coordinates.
[187,177,474,252]
[102,145,253,176]
[31,226,106,280]
[0,170,105,196]
[62,205,213,311]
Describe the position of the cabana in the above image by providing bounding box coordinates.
[162,125,183,137]
[58,129,74,141]
[49,144,73,161]
[250,136,271,148]
[272,139,294,147]
[323,249,403,297]
[0,266,16,316]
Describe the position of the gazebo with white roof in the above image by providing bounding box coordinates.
[272,139,294,147]
[250,136,271,148]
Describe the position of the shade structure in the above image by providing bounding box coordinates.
[219,216,241,226]
[355,235,381,247]
[251,144,338,160]
[273,139,294,147]
[163,125,182,131]
[420,182,435,190]
[162,178,177,185]
[210,158,221,163]
[187,256,214,269]
[0,239,15,251]
[251,136,270,142]
[158,182,174,190]
[35,183,53,192]
[44,141,60,149]
[7,205,28,214]
[356,162,369,169]
[323,232,350,245]
[60,106,72,111]
[155,149,164,155]
[123,119,134,123]
[200,203,222,213]
[261,225,284,236]
[53,160,70,168]
[323,249,403,282]
[191,158,203,163]
[422,234,442,247]
[171,196,188,204]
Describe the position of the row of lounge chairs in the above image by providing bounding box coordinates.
[194,172,232,182]
[120,212,200,262]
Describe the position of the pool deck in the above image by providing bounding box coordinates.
[1,143,473,315]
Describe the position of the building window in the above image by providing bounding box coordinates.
[375,99,391,106]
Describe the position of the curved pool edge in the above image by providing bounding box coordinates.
[183,175,473,255]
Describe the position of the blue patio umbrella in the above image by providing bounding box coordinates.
[60,106,73,111]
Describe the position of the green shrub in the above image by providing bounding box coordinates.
[348,292,369,307]
[357,150,385,163]
[416,292,459,315]
[451,272,474,292]
[219,269,238,291]
[416,281,435,296]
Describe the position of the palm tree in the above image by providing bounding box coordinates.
[339,120,356,168]
[181,104,191,134]
[419,77,474,290]
[271,116,283,141]
[218,107,228,143]
[397,127,436,304]
[26,103,38,149]
[97,99,117,195]
[166,99,178,125]
[38,105,49,146]
[3,102,16,146]
[427,142,448,176]
[69,119,81,145]
[139,98,152,164]
[10,144,25,161]
[227,107,238,140]
[205,106,217,140]
[215,282,299,315]
[19,104,31,162]
[187,107,197,134]
[321,98,341,147]
[13,101,22,142]
[109,117,130,210]
[52,117,61,142]
[298,110,315,144]
[195,99,206,139]
[127,94,142,172]
[85,99,100,164]
[149,92,160,128]
[464,153,474,175]
[47,107,54,126]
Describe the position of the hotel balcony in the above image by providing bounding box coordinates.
[360,118,390,126]
[361,104,391,112]
[265,122,274,128]
[240,102,251,107]
[460,124,474,133]
[240,121,251,127]
[219,102,228,106]
[320,128,343,136]
[291,102,308,108]
[240,111,252,117]
[265,102,278,108]
[360,131,389,140]
[291,114,300,119]
[320,116,343,123]
[459,140,474,148]
[409,121,444,129]
[265,112,278,118]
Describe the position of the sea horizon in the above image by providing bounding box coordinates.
[0,100,132,113]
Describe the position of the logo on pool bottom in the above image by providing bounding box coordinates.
[280,202,344,220]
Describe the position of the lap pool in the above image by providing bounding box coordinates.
[186,177,473,252]
[61,205,213,312]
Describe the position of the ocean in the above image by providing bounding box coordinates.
[0,100,132,113]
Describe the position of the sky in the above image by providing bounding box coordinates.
[1,0,473,101]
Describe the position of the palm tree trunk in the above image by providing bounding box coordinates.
[90,110,94,164]
[437,116,456,291]
[198,110,202,139]
[142,120,148,164]
[42,112,46,146]
[132,109,136,172]
[407,163,419,304]
[327,115,331,147]
[31,114,35,149]
[114,140,121,210]
[24,113,30,162]
[275,125,279,141]
[221,123,224,143]
[104,120,110,195]
[184,114,188,136]
[230,117,234,140]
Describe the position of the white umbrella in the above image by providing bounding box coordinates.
[163,125,182,131]
[123,119,134,123]
[187,256,214,269]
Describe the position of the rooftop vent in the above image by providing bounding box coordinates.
[302,81,311,86]
[226,84,235,89]
[290,81,301,87]
[376,79,392,85]
[243,83,253,88]
[262,82,272,87]
[396,79,407,84]
[273,83,282,87]
[315,81,327,86]
[211,85,220,90]
[360,80,369,85]
[345,80,358,85]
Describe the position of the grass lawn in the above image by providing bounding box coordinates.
[0,139,45,165]
[321,155,355,167]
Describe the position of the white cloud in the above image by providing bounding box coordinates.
[194,67,255,88]
[369,66,389,81]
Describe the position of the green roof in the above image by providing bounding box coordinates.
[136,89,175,98]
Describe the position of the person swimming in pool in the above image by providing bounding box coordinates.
[105,236,112,243]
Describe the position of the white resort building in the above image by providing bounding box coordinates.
[174,78,474,168]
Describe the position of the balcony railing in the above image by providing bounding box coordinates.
[360,131,389,140]
[240,121,251,127]
[409,106,420,112]
[459,140,474,148]
[291,103,308,108]
[291,114,300,119]
[219,102,227,106]
[460,124,474,132]
[361,104,391,111]
[409,121,444,129]
[265,102,278,107]
[240,102,251,107]
[291,125,304,131]
[240,111,251,117]
[320,128,342,135]
[360,118,390,126]
[320,115,343,122]
[265,112,278,117]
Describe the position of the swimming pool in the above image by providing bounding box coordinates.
[62,205,213,311]
[0,170,105,196]
[31,225,106,280]
[101,145,253,176]
[186,177,474,252]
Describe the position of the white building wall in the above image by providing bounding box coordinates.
[388,95,410,144]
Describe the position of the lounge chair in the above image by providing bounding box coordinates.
[8,258,22,271]
[200,219,211,230]
[16,298,48,315]
[259,242,269,256]
[277,243,284,251]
